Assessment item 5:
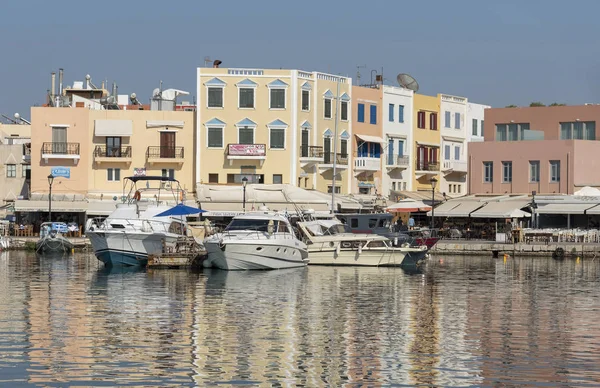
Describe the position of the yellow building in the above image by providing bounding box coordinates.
[412,94,441,192]
[28,106,195,218]
[196,66,352,194]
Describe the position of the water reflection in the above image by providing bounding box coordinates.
[0,252,599,386]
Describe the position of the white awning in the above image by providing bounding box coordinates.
[582,204,600,214]
[94,120,133,136]
[355,134,385,144]
[14,200,87,212]
[416,141,440,147]
[537,203,598,215]
[427,200,485,217]
[470,200,531,218]
[146,120,185,128]
[87,201,118,216]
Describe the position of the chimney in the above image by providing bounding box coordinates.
[58,68,64,95]
[213,59,222,68]
[51,72,56,98]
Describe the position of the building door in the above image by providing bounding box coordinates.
[398,140,404,157]
[323,137,331,164]
[106,137,122,157]
[160,132,176,158]
[301,130,309,157]
[388,139,394,165]
[52,126,67,154]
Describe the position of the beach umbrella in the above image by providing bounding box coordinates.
[386,199,431,213]
[155,203,206,217]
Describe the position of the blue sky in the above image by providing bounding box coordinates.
[1,0,599,119]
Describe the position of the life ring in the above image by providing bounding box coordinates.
[133,191,141,201]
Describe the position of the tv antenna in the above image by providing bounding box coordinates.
[204,56,212,67]
[356,65,367,84]
[397,73,419,93]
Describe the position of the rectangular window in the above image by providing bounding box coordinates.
[239,88,254,108]
[389,104,394,122]
[444,145,451,160]
[529,161,540,182]
[340,139,348,158]
[454,112,461,129]
[6,164,16,178]
[398,105,404,123]
[369,105,377,124]
[324,98,332,119]
[357,103,365,122]
[270,89,285,109]
[273,174,283,184]
[208,87,223,108]
[270,128,285,149]
[107,168,120,182]
[327,186,341,194]
[550,160,561,182]
[208,173,219,183]
[454,146,460,160]
[301,90,310,111]
[444,111,451,128]
[430,113,438,130]
[398,140,404,156]
[472,119,478,136]
[483,161,493,183]
[239,127,254,145]
[341,101,348,121]
[417,111,426,128]
[481,120,484,136]
[207,127,223,148]
[106,137,122,157]
[502,161,512,183]
[560,121,596,140]
[22,164,30,178]
[496,124,507,141]
[162,168,175,179]
[508,124,518,141]
[458,185,461,194]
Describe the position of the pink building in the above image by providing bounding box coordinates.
[469,105,600,195]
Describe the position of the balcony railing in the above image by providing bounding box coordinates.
[354,153,381,171]
[300,145,324,158]
[94,145,132,158]
[146,146,184,159]
[42,142,80,155]
[323,153,348,165]
[386,155,410,166]
[416,162,440,171]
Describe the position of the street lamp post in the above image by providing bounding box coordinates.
[242,177,248,213]
[47,174,54,223]
[531,190,537,229]
[430,177,438,232]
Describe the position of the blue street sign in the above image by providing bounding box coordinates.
[50,167,70,179]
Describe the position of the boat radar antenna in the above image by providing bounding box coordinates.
[397,73,420,93]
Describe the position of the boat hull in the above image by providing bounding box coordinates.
[36,235,73,254]
[306,245,427,267]
[87,230,178,267]
[204,238,308,270]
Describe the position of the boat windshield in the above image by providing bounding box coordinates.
[225,219,280,232]
[324,224,352,235]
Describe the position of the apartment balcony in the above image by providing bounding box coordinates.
[41,142,80,164]
[319,153,349,172]
[226,144,266,166]
[299,145,324,167]
[94,145,132,164]
[442,160,468,175]
[415,161,440,178]
[385,155,410,171]
[146,146,185,164]
[353,154,381,176]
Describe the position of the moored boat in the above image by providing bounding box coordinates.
[36,222,73,254]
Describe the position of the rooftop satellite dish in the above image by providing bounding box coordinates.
[397,73,419,93]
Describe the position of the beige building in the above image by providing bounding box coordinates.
[196,66,352,195]
[0,123,31,209]
[28,107,194,217]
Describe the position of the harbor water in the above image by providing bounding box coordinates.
[0,251,599,386]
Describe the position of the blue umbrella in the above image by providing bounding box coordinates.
[155,203,206,217]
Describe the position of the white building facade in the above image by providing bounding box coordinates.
[466,102,488,143]
[439,94,468,198]
[381,85,414,196]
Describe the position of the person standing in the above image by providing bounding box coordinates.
[408,216,415,230]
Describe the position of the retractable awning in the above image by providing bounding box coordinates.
[426,200,485,217]
[470,200,531,218]
[355,134,385,144]
[14,200,87,212]
[537,203,598,215]
[94,120,133,136]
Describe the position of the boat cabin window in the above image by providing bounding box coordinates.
[379,218,389,228]
[325,224,352,235]
[226,219,280,232]
[369,218,378,228]
[350,218,358,228]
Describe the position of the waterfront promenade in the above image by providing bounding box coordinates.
[433,239,600,257]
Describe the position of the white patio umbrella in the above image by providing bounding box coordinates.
[386,199,431,213]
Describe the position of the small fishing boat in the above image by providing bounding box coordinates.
[36,222,73,254]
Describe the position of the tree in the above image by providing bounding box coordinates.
[549,102,566,106]
[505,104,518,108]
[529,102,546,107]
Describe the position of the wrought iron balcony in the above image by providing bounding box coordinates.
[146,146,185,164]
[386,155,410,167]
[415,161,440,171]
[322,153,349,166]
[42,142,80,155]
[300,145,324,159]
[94,145,132,163]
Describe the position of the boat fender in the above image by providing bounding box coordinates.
[394,237,398,246]
[219,240,226,251]
[358,243,362,254]
[133,190,141,201]
[335,243,341,256]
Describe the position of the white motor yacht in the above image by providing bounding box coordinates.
[86,176,189,267]
[204,212,308,270]
[296,219,427,267]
